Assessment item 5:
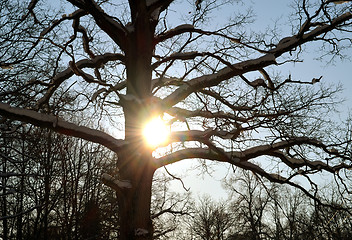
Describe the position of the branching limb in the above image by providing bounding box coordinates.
[155,140,351,206]
[66,0,127,49]
[166,107,247,124]
[161,12,352,107]
[163,54,277,107]
[36,53,125,108]
[0,204,42,221]
[155,25,267,54]
[152,51,234,70]
[0,102,124,152]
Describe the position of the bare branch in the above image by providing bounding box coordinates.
[162,54,277,107]
[0,205,42,221]
[36,53,125,108]
[0,102,124,152]
[272,12,352,56]
[66,0,128,49]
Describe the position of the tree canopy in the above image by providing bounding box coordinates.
[1,0,352,239]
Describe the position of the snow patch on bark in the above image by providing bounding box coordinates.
[101,173,132,189]
[333,1,350,4]
[135,228,149,236]
[167,24,194,34]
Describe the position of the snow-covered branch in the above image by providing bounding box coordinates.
[160,12,352,108]
[154,141,350,206]
[36,53,125,108]
[271,12,352,57]
[233,160,326,206]
[156,24,195,42]
[154,136,349,172]
[101,173,132,192]
[66,0,127,48]
[269,150,351,173]
[151,77,184,90]
[236,137,323,161]
[154,148,226,167]
[162,54,277,107]
[0,102,124,153]
[39,9,86,40]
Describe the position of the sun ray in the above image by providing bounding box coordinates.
[143,117,170,148]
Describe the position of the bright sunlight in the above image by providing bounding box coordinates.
[143,117,170,148]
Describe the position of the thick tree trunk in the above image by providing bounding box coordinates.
[117,3,157,239]
[119,56,156,239]
[117,148,155,240]
[120,74,155,240]
[119,43,156,239]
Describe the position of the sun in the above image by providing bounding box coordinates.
[143,117,170,148]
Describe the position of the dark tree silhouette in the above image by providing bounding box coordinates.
[0,123,120,239]
[191,196,234,240]
[1,0,352,239]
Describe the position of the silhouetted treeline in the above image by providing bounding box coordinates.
[1,122,119,239]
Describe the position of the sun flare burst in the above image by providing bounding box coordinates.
[143,117,170,148]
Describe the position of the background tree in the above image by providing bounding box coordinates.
[1,0,352,239]
[184,169,352,240]
[225,170,272,240]
[190,195,233,240]
[151,171,192,239]
[0,110,191,239]
[0,121,121,239]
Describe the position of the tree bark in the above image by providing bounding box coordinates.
[117,146,155,240]
[117,2,157,238]
[1,150,8,240]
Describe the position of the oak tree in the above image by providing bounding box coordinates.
[1,0,352,239]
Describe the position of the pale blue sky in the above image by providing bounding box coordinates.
[167,0,352,200]
[52,0,351,200]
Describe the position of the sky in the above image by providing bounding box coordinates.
[166,0,352,201]
[49,0,352,201]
